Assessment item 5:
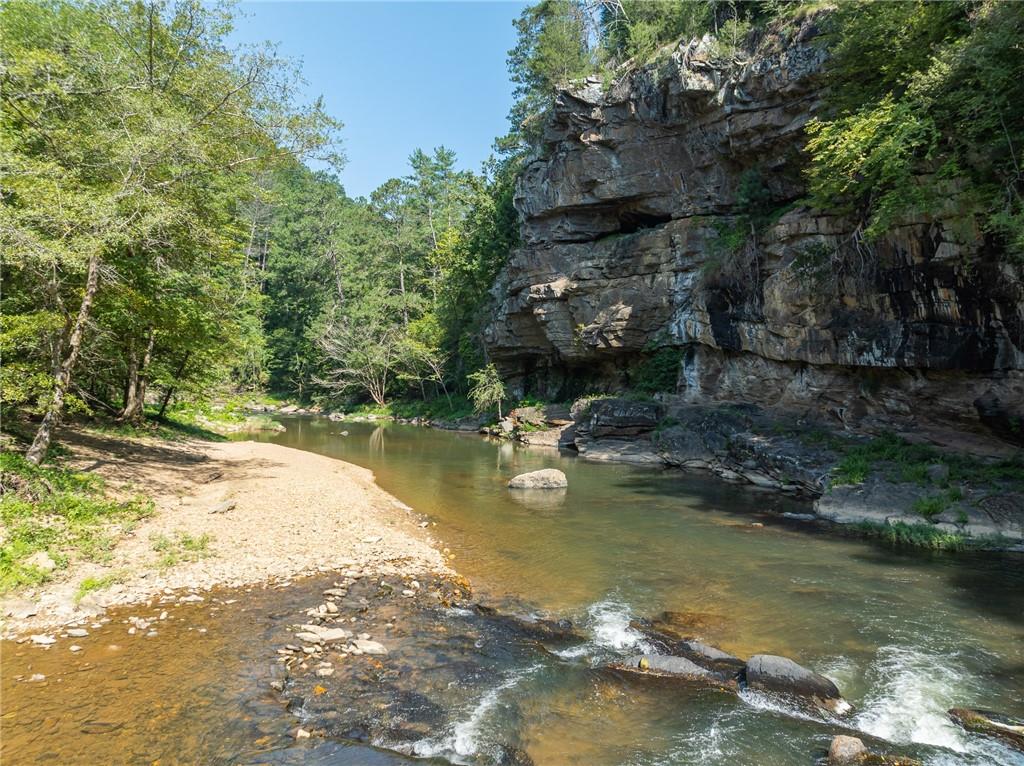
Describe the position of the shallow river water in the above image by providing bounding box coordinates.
[4,417,1023,765]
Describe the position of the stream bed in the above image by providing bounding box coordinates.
[3,417,1023,765]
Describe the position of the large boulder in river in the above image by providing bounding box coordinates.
[949,708,1024,752]
[508,469,567,489]
[743,654,850,714]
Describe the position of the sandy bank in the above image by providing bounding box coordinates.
[2,430,450,637]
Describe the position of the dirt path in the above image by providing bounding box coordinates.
[2,430,450,637]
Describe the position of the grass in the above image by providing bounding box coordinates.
[853,520,1007,551]
[74,571,127,602]
[827,431,1024,489]
[150,530,213,569]
[0,452,154,593]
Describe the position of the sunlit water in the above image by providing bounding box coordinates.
[3,417,1022,765]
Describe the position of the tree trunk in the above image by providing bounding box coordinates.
[119,329,155,422]
[157,352,190,419]
[398,262,409,328]
[26,254,102,464]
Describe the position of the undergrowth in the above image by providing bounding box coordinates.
[0,453,153,593]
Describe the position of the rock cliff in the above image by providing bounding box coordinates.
[485,17,1024,443]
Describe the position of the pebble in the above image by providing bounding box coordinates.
[28,673,46,682]
[128,627,136,635]
[295,632,323,644]
[294,728,311,740]
[402,590,415,598]
[315,667,334,677]
[357,632,370,640]
[70,645,82,652]
[30,634,56,646]
[323,588,347,597]
[67,628,89,638]
[324,602,339,614]
[159,611,168,620]
[362,536,382,544]
[270,680,284,691]
[179,594,204,603]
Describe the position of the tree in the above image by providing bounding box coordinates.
[0,0,340,458]
[468,363,508,420]
[315,291,403,407]
[505,0,594,150]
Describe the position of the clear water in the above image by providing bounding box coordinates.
[244,418,1024,766]
[3,417,1022,765]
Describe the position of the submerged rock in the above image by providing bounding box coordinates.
[507,469,568,489]
[743,654,849,714]
[949,707,1024,752]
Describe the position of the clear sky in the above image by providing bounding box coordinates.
[229,1,526,198]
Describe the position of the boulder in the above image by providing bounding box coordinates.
[949,707,1024,752]
[508,469,568,489]
[828,735,867,765]
[618,654,727,683]
[676,639,744,668]
[743,654,849,714]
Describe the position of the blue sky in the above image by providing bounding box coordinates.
[230,1,526,198]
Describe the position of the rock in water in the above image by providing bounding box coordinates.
[828,735,867,764]
[622,654,717,680]
[508,469,568,489]
[743,654,849,714]
[949,708,1024,752]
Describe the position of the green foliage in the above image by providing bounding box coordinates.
[150,530,213,569]
[0,0,340,454]
[0,452,153,592]
[631,347,682,394]
[505,1,594,150]
[808,1,1024,258]
[75,572,126,602]
[854,521,972,551]
[828,431,1024,491]
[468,363,508,418]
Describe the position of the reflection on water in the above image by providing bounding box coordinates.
[3,417,1023,766]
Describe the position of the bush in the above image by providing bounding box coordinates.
[631,348,682,394]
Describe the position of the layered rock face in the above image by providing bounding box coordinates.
[485,19,1024,440]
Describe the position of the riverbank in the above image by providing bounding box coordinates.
[307,396,1024,552]
[1,429,450,638]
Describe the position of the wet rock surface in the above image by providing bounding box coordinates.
[272,574,585,761]
[949,707,1024,752]
[743,654,848,714]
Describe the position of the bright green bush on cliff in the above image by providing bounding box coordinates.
[808,1,1024,258]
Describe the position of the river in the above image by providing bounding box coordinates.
[3,417,1022,765]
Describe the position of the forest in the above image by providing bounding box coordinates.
[3,0,1022,461]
